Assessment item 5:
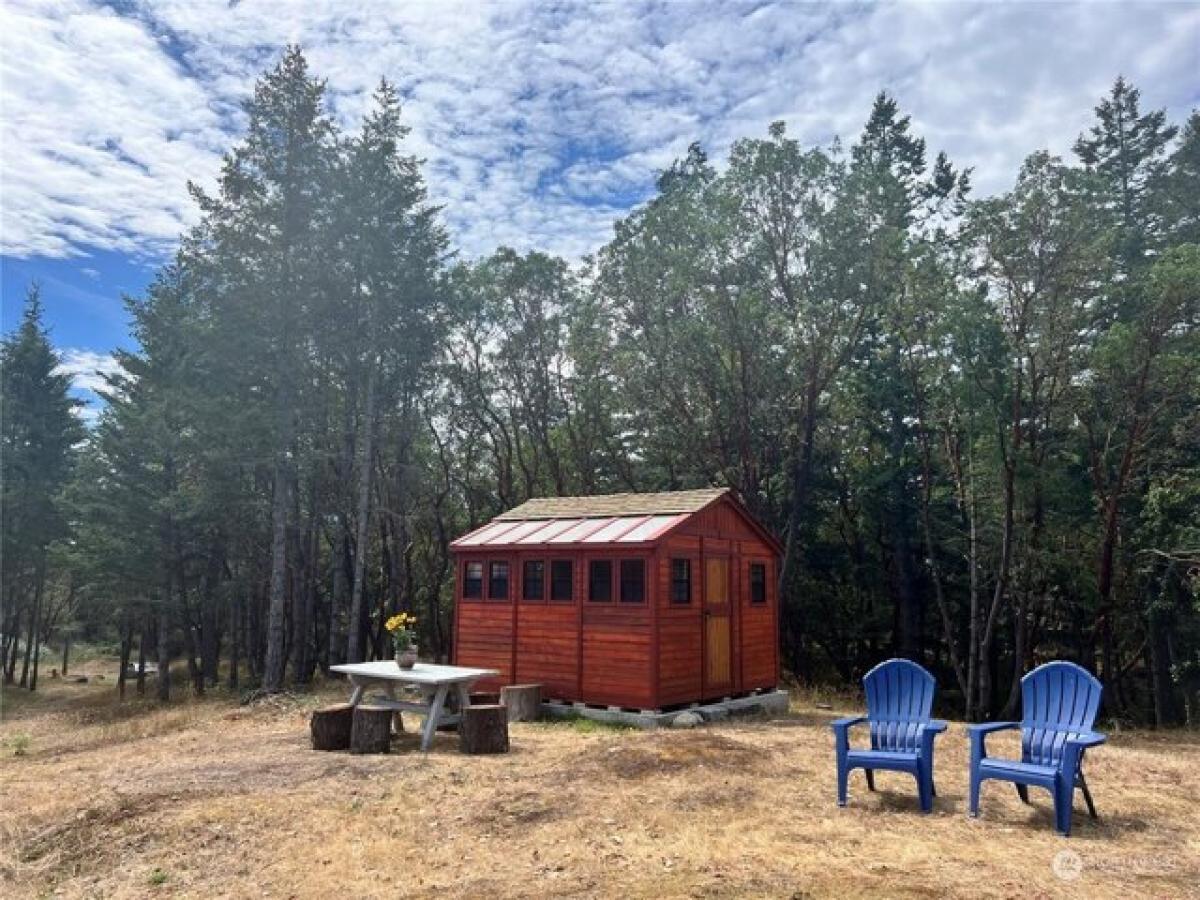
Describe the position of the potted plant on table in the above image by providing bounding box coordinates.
[385,612,419,668]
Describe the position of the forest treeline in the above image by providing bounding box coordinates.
[3,48,1198,723]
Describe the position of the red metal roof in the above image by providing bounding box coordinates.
[451,512,687,549]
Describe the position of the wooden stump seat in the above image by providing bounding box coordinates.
[459,704,509,754]
[310,704,354,751]
[350,704,393,754]
[501,683,542,722]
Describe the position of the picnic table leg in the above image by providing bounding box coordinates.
[420,684,450,752]
[456,682,472,714]
[348,676,366,706]
[384,682,405,734]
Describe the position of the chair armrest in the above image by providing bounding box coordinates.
[1061,731,1106,779]
[1065,731,1106,749]
[831,715,867,754]
[830,715,868,732]
[918,720,948,756]
[967,721,1019,762]
[965,721,1019,736]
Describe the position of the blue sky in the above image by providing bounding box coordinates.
[2,1,1198,421]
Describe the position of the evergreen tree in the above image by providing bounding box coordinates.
[1074,76,1178,269]
[1,285,84,688]
[190,46,338,691]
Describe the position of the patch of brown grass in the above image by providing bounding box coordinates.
[2,666,1199,899]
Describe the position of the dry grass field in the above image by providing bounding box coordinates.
[2,661,1198,900]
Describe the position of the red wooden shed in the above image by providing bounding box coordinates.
[450,488,782,711]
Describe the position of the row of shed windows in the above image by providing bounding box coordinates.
[463,558,769,606]
[463,559,645,603]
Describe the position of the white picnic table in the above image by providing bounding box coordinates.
[329,661,499,751]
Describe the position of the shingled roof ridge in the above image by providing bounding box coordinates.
[494,487,729,520]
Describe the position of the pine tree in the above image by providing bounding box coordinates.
[1157,111,1200,246]
[1074,76,1178,268]
[190,46,337,691]
[1,285,84,688]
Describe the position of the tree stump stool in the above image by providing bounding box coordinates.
[350,705,393,754]
[459,704,509,755]
[310,703,354,751]
[501,683,543,722]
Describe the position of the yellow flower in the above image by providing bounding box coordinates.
[384,612,418,633]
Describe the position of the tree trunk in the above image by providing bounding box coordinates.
[19,567,42,689]
[156,608,171,703]
[347,363,378,664]
[1001,594,1027,719]
[978,458,1015,719]
[263,378,296,692]
[30,604,43,692]
[136,620,149,696]
[228,590,241,691]
[778,400,817,675]
[964,439,981,721]
[292,486,319,684]
[201,541,222,687]
[117,618,133,701]
[327,528,350,670]
[61,633,70,677]
[1149,563,1178,728]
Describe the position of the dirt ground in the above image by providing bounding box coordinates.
[1,662,1198,900]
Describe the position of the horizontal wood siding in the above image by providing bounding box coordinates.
[455,598,513,689]
[581,604,652,708]
[657,542,702,706]
[516,602,578,700]
[740,556,777,690]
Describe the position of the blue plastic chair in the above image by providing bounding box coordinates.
[832,658,947,813]
[968,661,1106,836]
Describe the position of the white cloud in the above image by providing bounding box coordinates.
[55,347,124,394]
[1,1,1197,264]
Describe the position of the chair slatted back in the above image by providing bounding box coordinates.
[863,658,936,753]
[1020,662,1103,767]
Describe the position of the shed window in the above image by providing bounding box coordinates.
[620,560,645,603]
[749,563,767,605]
[588,560,612,603]
[670,559,691,604]
[464,562,483,599]
[489,561,510,600]
[550,560,573,602]
[522,560,544,601]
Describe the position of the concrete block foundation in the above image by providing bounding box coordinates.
[540,689,790,729]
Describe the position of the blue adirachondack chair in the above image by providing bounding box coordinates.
[832,658,947,813]
[968,661,1106,836]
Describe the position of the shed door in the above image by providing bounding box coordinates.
[703,557,732,695]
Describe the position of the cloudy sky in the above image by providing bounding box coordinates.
[1,0,1197,416]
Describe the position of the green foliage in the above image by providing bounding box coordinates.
[25,59,1198,727]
